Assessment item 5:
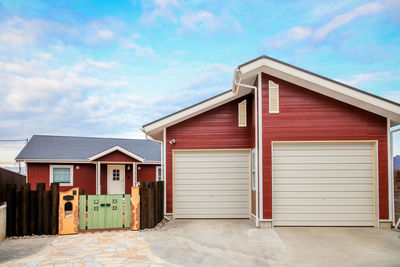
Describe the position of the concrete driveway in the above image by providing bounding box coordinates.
[141,219,400,267]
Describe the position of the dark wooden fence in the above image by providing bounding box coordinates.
[0,167,26,203]
[6,183,59,237]
[139,181,164,229]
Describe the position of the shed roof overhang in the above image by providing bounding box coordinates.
[143,55,400,141]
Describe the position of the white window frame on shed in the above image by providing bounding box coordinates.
[156,166,162,181]
[50,165,74,186]
[269,80,279,113]
[238,99,247,127]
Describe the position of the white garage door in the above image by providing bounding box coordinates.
[174,150,250,218]
[273,143,375,226]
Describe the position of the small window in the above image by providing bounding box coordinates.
[269,81,279,113]
[50,165,73,186]
[156,166,162,181]
[251,149,256,190]
[238,99,247,127]
[113,169,120,181]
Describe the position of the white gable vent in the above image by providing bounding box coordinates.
[269,81,279,113]
[238,99,247,127]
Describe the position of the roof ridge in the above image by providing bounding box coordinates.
[32,134,154,142]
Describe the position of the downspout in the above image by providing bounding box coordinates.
[233,68,260,227]
[390,127,400,225]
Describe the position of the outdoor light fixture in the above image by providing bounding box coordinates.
[169,139,176,144]
[127,166,131,170]
[138,166,141,170]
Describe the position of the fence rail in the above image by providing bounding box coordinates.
[6,183,59,237]
[140,181,163,229]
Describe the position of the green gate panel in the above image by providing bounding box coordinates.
[124,194,131,228]
[105,195,123,228]
[78,195,87,230]
[88,195,106,229]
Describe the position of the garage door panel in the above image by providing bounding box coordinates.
[176,195,249,202]
[274,191,372,198]
[175,168,249,174]
[175,179,249,185]
[274,149,373,157]
[174,172,249,179]
[274,205,373,213]
[174,151,248,158]
[274,198,373,206]
[274,178,372,184]
[274,170,373,178]
[273,156,372,164]
[273,163,372,171]
[274,213,373,221]
[175,161,249,168]
[176,208,249,215]
[175,214,250,219]
[176,190,249,196]
[274,184,373,192]
[273,143,374,226]
[176,201,249,208]
[175,184,248,191]
[175,156,250,162]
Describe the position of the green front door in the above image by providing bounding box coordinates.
[79,194,130,230]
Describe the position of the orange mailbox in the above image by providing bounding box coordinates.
[59,188,79,235]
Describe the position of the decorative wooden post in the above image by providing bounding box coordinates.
[130,187,140,230]
[59,188,79,235]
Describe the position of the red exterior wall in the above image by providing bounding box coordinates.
[260,73,388,220]
[137,164,159,182]
[27,163,97,194]
[96,150,139,162]
[165,95,253,213]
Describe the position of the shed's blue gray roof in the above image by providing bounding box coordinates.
[16,135,161,162]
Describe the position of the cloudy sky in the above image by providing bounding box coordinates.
[0,0,400,167]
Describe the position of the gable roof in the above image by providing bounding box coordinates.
[143,55,400,140]
[16,135,161,162]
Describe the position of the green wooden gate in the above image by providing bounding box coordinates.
[78,194,131,230]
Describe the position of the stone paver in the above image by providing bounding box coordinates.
[1,230,175,267]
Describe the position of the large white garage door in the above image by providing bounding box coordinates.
[174,150,250,218]
[273,143,375,226]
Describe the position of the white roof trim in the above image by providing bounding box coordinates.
[143,88,251,140]
[17,159,92,163]
[239,57,400,125]
[88,146,145,162]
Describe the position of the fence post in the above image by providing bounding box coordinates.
[22,183,30,236]
[43,190,50,234]
[148,183,155,228]
[6,184,16,237]
[50,183,59,235]
[15,189,22,236]
[36,183,45,235]
[30,188,37,235]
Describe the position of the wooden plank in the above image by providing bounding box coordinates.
[159,181,164,224]
[30,189,37,235]
[139,182,147,229]
[15,190,22,236]
[148,183,154,228]
[155,182,161,224]
[6,184,16,237]
[36,183,45,235]
[22,183,30,236]
[43,190,50,234]
[50,183,59,235]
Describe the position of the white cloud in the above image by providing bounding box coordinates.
[265,1,384,48]
[313,2,384,41]
[122,40,157,58]
[140,0,180,25]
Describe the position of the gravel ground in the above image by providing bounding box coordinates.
[0,235,54,263]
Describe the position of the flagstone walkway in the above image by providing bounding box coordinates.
[2,230,174,267]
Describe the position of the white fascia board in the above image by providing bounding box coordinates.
[88,146,145,162]
[143,89,251,139]
[239,58,400,124]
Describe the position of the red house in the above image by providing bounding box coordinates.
[143,56,400,228]
[16,135,161,195]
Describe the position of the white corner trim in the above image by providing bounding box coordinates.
[50,165,74,186]
[387,118,393,224]
[163,128,167,215]
[88,146,144,162]
[257,72,263,220]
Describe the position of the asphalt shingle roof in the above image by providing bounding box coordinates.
[16,135,161,162]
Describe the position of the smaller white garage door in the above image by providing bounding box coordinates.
[174,150,250,219]
[273,142,375,226]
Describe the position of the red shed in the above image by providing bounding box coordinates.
[143,55,400,228]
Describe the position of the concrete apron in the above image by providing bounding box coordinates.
[141,219,400,267]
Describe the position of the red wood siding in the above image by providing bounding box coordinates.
[261,73,389,220]
[27,163,96,194]
[165,96,253,213]
[96,150,139,162]
[137,164,159,182]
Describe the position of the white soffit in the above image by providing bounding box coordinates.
[239,57,400,125]
[88,146,144,162]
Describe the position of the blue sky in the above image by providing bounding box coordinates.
[0,0,399,166]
